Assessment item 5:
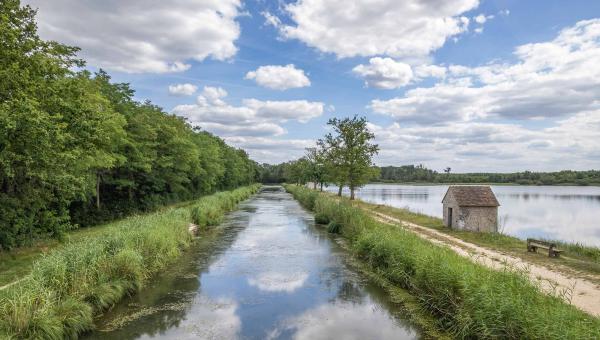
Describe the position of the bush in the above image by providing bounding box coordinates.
[284,184,600,339]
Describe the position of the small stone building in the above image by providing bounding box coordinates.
[442,186,500,232]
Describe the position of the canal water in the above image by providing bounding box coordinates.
[329,184,600,246]
[86,186,420,339]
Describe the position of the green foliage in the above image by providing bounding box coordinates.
[326,221,341,234]
[314,213,330,224]
[0,1,259,249]
[0,185,258,339]
[191,185,260,228]
[318,116,379,199]
[284,185,600,339]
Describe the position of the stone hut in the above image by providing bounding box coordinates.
[442,186,500,232]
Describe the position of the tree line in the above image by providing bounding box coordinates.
[377,165,600,185]
[0,1,258,249]
[260,116,379,199]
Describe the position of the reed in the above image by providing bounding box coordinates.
[0,184,260,339]
[285,184,600,339]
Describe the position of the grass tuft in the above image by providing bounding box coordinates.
[326,221,341,234]
[314,213,330,225]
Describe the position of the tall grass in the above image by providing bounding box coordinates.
[0,184,260,339]
[285,184,600,339]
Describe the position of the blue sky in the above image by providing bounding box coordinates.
[26,0,600,172]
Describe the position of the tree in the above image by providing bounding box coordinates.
[444,167,451,174]
[320,116,379,200]
[304,147,327,190]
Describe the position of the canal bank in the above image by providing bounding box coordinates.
[286,184,600,338]
[86,186,422,339]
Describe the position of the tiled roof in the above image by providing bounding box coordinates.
[442,186,500,207]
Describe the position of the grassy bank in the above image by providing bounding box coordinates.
[285,184,600,339]
[353,200,600,279]
[0,184,260,339]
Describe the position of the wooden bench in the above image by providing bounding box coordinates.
[527,238,563,258]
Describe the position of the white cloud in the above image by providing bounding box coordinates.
[370,19,600,124]
[248,272,308,293]
[244,99,322,122]
[245,64,311,90]
[352,58,413,89]
[267,301,411,340]
[474,14,494,24]
[276,0,479,59]
[368,110,600,172]
[172,86,323,138]
[224,136,314,164]
[414,64,447,79]
[25,0,241,73]
[262,11,282,28]
[168,83,198,96]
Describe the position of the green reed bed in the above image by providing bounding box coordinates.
[0,184,260,339]
[284,184,600,339]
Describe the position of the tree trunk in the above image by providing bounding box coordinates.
[96,173,101,210]
[320,182,323,191]
[337,184,343,196]
[350,186,355,200]
[313,181,317,190]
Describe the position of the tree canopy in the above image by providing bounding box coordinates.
[0,1,258,249]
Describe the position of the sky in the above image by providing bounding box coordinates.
[24,0,600,172]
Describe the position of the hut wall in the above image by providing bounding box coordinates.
[456,206,498,232]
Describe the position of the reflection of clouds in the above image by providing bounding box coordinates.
[248,271,309,293]
[139,297,241,340]
[268,302,415,340]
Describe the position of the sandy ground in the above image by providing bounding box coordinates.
[370,210,600,317]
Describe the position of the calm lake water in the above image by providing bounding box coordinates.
[86,186,420,339]
[329,184,600,247]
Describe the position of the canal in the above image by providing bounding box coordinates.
[86,186,421,339]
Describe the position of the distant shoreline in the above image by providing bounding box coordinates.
[368,181,600,186]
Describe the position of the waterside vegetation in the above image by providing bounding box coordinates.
[0,184,260,339]
[285,184,600,339]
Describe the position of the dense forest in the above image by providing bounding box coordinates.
[0,2,258,249]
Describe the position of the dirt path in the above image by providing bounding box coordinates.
[369,210,600,317]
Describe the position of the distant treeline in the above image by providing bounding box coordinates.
[261,163,600,186]
[0,2,258,249]
[377,165,600,186]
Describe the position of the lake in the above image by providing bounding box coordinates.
[86,186,420,339]
[328,184,600,247]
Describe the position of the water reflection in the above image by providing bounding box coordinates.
[328,184,600,246]
[87,186,420,339]
[267,301,413,340]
